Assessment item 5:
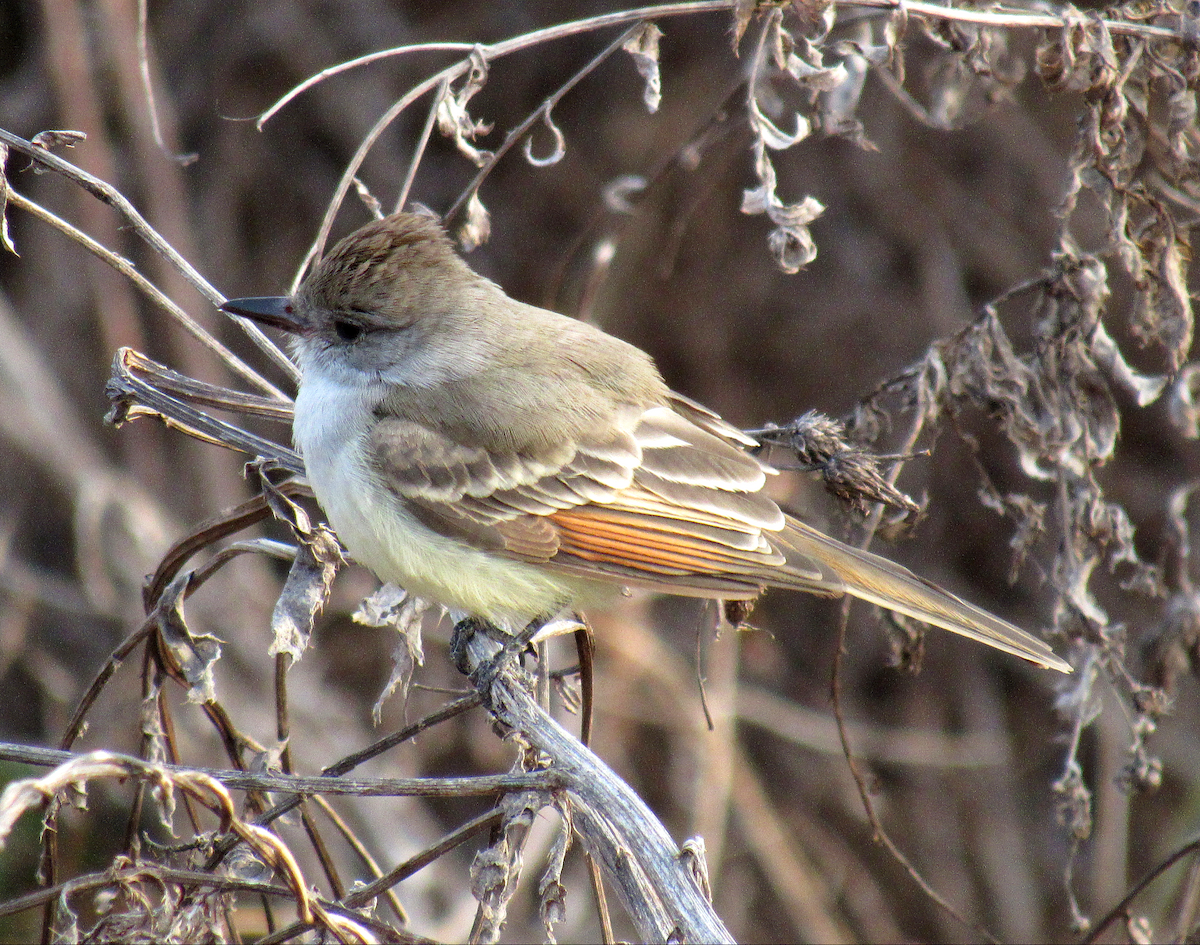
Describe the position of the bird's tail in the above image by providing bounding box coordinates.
[775,518,1072,673]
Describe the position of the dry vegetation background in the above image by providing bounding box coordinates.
[0,0,1199,942]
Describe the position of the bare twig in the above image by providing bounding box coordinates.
[9,190,286,397]
[0,741,563,798]
[0,128,297,380]
[443,24,647,225]
[450,619,735,943]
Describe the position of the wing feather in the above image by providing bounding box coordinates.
[637,406,768,490]
[367,398,1070,671]
[368,402,804,586]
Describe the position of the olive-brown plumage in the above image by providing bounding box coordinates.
[222,212,1071,673]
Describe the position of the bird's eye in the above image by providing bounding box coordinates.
[333,319,363,343]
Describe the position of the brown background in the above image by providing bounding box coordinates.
[0,2,1197,942]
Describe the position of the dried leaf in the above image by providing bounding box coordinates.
[437,47,494,167]
[458,191,491,251]
[623,22,663,113]
[1036,10,1117,93]
[153,572,221,705]
[1127,916,1155,944]
[1168,91,1198,165]
[354,585,430,724]
[139,675,169,769]
[268,527,340,663]
[781,39,846,92]
[1167,364,1200,439]
[1053,489,1123,630]
[820,53,874,145]
[602,174,646,213]
[1052,757,1094,841]
[766,215,819,272]
[793,0,836,36]
[1129,210,1193,371]
[53,889,79,942]
[1089,322,1168,407]
[469,790,545,938]
[740,146,777,217]
[1145,575,1200,695]
[224,845,274,884]
[248,464,342,661]
[996,492,1047,582]
[741,141,824,272]
[679,837,712,902]
[749,92,811,149]
[731,0,758,52]
[0,143,14,256]
[31,129,86,151]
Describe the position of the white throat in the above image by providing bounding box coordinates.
[290,367,586,625]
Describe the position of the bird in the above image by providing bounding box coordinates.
[221,211,1071,674]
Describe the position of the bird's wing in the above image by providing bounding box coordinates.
[366,402,836,598]
[543,404,838,596]
[367,403,1071,672]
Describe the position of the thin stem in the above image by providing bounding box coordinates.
[393,76,449,214]
[9,190,289,398]
[444,23,646,224]
[258,43,476,127]
[0,128,298,381]
[857,0,1177,37]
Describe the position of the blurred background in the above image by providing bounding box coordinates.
[0,1,1197,942]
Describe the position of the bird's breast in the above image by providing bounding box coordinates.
[292,375,587,625]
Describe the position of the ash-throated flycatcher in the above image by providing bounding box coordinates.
[222,212,1070,673]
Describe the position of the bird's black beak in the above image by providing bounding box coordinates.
[220,296,304,334]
